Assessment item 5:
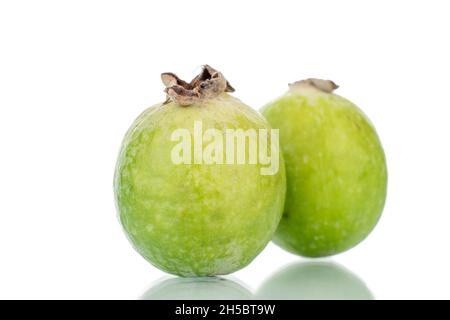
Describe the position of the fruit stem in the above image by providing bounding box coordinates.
[161,65,235,106]
[289,78,338,93]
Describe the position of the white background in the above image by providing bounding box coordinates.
[0,0,449,299]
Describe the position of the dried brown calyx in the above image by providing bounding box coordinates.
[289,78,339,93]
[161,65,235,106]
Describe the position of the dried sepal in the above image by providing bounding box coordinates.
[289,78,339,93]
[161,65,234,106]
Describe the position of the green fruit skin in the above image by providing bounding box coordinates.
[114,94,286,276]
[261,87,387,257]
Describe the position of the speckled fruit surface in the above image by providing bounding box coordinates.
[114,93,285,276]
[261,80,387,257]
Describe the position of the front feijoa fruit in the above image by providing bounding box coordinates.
[114,66,286,276]
[261,79,387,257]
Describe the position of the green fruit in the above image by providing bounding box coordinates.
[261,79,387,257]
[114,66,285,276]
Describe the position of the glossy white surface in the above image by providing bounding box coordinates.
[0,0,449,299]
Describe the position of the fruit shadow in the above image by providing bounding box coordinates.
[141,261,373,300]
[141,276,252,300]
[255,261,374,300]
